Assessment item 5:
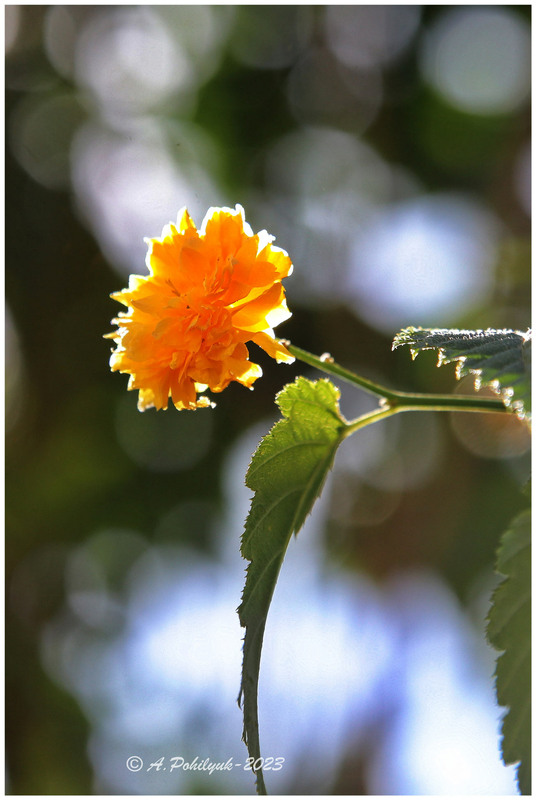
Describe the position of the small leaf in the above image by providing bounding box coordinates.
[393,327,531,422]
[487,509,531,794]
[238,377,347,793]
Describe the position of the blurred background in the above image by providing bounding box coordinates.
[5,4,531,795]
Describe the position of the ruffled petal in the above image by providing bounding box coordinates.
[231,284,290,332]
[108,205,293,410]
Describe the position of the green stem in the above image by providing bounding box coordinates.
[287,343,507,416]
[288,344,398,400]
[343,406,399,437]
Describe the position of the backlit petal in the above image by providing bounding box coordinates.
[108,206,293,410]
[251,331,295,363]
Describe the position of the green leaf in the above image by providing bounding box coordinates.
[487,509,531,794]
[238,377,348,794]
[393,327,531,422]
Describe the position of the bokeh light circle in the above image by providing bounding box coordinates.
[9,93,86,190]
[325,5,420,69]
[346,194,497,332]
[420,7,530,115]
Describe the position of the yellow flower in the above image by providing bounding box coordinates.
[107,205,294,410]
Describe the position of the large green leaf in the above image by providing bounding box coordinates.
[393,327,531,422]
[487,509,531,794]
[238,377,348,794]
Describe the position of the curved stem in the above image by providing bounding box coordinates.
[287,343,507,415]
[343,406,398,436]
[288,344,398,400]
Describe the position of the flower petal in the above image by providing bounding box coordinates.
[231,283,291,332]
[251,331,295,363]
[108,205,293,410]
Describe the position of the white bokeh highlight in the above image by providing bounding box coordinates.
[421,7,530,115]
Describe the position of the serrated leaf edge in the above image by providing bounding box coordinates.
[393,327,531,421]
